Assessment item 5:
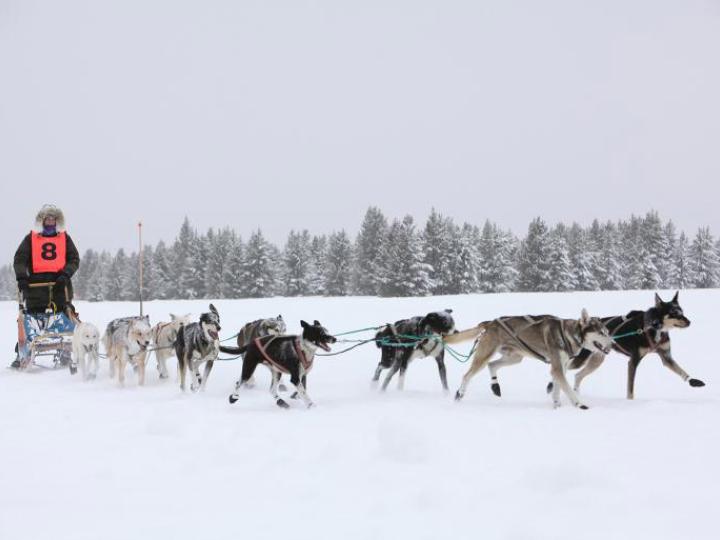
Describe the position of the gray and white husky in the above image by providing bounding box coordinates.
[174,304,221,392]
[103,316,153,387]
[152,314,191,379]
[447,310,612,409]
[231,315,287,387]
[72,322,100,381]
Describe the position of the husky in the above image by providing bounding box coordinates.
[225,320,336,409]
[103,316,153,387]
[174,304,221,392]
[72,322,100,380]
[447,310,612,409]
[546,292,702,399]
[371,310,456,392]
[151,314,191,379]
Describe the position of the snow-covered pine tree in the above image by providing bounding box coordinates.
[379,215,432,297]
[85,251,112,302]
[140,245,155,301]
[221,234,245,298]
[282,230,312,296]
[240,229,276,298]
[205,228,233,299]
[152,241,174,299]
[547,226,573,292]
[672,232,693,289]
[566,223,599,291]
[307,235,328,296]
[517,217,552,292]
[324,230,353,296]
[422,209,454,295]
[352,207,388,296]
[0,264,15,300]
[689,227,720,288]
[662,221,679,288]
[74,249,98,300]
[595,222,623,290]
[643,211,669,288]
[445,223,480,294]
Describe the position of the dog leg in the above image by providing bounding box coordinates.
[551,354,587,409]
[291,373,313,408]
[455,345,495,401]
[657,344,705,388]
[270,370,289,409]
[380,361,401,392]
[137,351,146,386]
[488,352,523,397]
[397,357,409,391]
[435,351,449,392]
[190,361,202,393]
[178,355,187,392]
[573,352,604,393]
[117,351,127,388]
[371,364,384,388]
[157,352,169,380]
[627,354,643,400]
[199,360,214,392]
[90,348,99,380]
[108,348,116,379]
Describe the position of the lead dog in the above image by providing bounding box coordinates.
[152,314,191,379]
[548,292,703,399]
[225,320,336,409]
[372,310,456,392]
[104,316,153,387]
[174,304,221,392]
[446,310,612,409]
[72,322,100,380]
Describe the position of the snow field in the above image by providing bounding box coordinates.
[0,290,718,540]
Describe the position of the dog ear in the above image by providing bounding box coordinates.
[301,320,309,329]
[446,309,453,313]
[209,304,218,316]
[278,314,283,320]
[314,320,321,326]
[170,314,178,321]
[580,308,589,326]
[672,291,679,303]
[654,293,663,308]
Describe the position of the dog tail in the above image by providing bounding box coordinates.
[443,323,488,345]
[219,344,247,355]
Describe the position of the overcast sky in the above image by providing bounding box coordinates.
[1,0,719,260]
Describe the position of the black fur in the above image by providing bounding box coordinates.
[174,304,221,392]
[371,310,456,392]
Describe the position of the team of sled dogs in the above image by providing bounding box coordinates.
[69,292,704,409]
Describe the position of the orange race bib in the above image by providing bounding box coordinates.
[31,231,67,274]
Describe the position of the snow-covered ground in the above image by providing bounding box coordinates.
[1,290,718,540]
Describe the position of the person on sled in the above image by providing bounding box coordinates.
[12,204,81,369]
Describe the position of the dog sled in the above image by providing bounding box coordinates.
[12,282,79,373]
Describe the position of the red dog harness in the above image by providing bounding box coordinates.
[254,336,313,373]
[31,231,67,274]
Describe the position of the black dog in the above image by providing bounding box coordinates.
[372,310,456,392]
[223,320,336,409]
[550,292,704,399]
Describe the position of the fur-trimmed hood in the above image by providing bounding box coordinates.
[34,204,66,232]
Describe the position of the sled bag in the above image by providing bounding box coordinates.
[31,232,67,274]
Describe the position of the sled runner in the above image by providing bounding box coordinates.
[12,282,79,372]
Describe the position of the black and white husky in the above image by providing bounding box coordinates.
[371,310,456,392]
[551,292,703,399]
[224,320,336,409]
[174,304,221,392]
[103,316,153,387]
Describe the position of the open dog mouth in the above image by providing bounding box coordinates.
[208,330,219,340]
[594,341,611,354]
[318,342,332,352]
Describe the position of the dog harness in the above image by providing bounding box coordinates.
[31,231,67,274]
[254,336,312,373]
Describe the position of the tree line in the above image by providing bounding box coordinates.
[1,209,718,301]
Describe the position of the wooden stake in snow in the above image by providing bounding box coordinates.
[138,221,144,317]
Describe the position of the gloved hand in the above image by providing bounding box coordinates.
[54,272,70,288]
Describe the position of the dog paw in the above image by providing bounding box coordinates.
[276,399,290,409]
[689,378,705,387]
[306,402,315,409]
[290,392,299,400]
[546,382,554,394]
[553,401,562,409]
[454,391,463,402]
[278,384,288,392]
[491,383,501,397]
[228,394,239,404]
[577,404,589,410]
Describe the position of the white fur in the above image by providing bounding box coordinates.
[72,322,100,381]
[152,314,191,379]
